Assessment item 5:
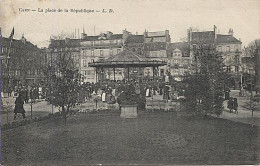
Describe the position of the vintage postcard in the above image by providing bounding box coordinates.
[1,0,260,165]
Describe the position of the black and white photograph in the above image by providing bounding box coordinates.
[0,0,260,165]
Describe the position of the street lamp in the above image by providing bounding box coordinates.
[249,69,255,127]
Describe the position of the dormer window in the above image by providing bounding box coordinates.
[218,46,222,52]
[226,46,230,52]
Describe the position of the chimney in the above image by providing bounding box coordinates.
[122,30,130,43]
[21,34,27,44]
[228,28,234,36]
[214,25,217,39]
[81,33,87,39]
[187,27,192,43]
[144,29,148,37]
[106,31,113,39]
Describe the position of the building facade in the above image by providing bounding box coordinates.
[216,29,242,86]
[80,31,127,83]
[188,26,242,88]
[143,30,171,78]
[47,38,81,69]
[1,36,46,93]
[168,42,191,81]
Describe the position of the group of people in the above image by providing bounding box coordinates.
[12,84,42,120]
[227,97,238,114]
[19,86,40,104]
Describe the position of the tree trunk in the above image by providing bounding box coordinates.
[62,106,67,125]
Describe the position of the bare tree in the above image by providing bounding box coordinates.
[44,50,82,124]
[244,39,260,93]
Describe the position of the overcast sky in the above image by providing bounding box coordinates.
[1,0,259,48]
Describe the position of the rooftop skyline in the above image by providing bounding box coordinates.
[1,0,259,48]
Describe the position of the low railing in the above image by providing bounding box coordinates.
[89,60,167,66]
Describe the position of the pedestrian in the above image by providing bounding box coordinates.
[227,97,233,113]
[241,86,246,97]
[233,98,238,114]
[24,88,29,103]
[14,93,26,120]
[225,87,231,100]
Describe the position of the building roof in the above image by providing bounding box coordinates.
[66,39,81,47]
[49,39,81,48]
[169,42,190,57]
[216,34,241,44]
[191,31,215,44]
[125,35,144,44]
[1,37,39,51]
[144,42,167,51]
[88,49,166,68]
[82,34,123,41]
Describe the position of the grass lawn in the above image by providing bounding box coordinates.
[1,111,259,165]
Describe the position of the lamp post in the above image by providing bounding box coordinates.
[249,69,254,127]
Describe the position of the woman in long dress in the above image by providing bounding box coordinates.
[14,94,26,119]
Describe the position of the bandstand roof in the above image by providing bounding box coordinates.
[88,49,167,68]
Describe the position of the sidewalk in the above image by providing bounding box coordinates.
[221,90,260,126]
[1,97,60,124]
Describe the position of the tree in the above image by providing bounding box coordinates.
[44,50,82,124]
[244,39,260,93]
[183,44,227,117]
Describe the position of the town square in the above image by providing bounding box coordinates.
[1,0,260,165]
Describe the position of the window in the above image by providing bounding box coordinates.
[110,49,113,56]
[91,50,94,56]
[83,60,87,67]
[234,45,239,52]
[193,44,196,49]
[235,66,239,73]
[235,55,239,63]
[218,46,222,52]
[160,69,164,76]
[226,46,230,52]
[137,48,141,55]
[100,50,103,56]
[117,49,120,54]
[91,59,94,62]
[226,66,231,72]
[83,50,87,59]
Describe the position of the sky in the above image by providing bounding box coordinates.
[0,0,259,48]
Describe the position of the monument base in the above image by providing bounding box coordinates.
[120,105,138,118]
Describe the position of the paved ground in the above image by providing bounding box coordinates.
[221,90,260,126]
[1,90,260,126]
[1,97,60,124]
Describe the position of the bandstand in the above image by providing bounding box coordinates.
[88,49,167,82]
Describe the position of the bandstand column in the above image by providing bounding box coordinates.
[113,67,116,81]
[95,67,98,83]
[153,66,155,81]
[101,67,104,81]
